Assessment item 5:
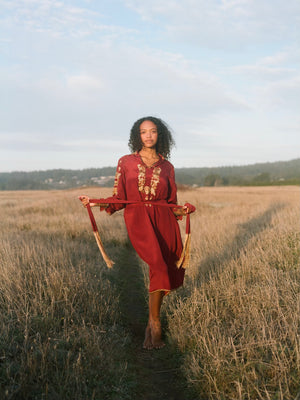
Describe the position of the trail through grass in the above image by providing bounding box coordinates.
[109,240,197,400]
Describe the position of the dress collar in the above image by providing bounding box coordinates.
[134,151,164,168]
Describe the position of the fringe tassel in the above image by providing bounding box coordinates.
[176,233,191,269]
[93,231,115,269]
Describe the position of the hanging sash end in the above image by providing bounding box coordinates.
[176,232,191,269]
[176,210,193,269]
[93,231,115,269]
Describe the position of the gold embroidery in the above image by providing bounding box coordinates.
[149,167,161,200]
[137,164,146,193]
[137,164,161,200]
[144,185,150,200]
[113,165,121,196]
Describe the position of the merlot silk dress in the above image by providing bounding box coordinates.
[104,152,184,294]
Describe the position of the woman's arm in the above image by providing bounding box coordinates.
[167,165,194,217]
[79,157,127,214]
[78,195,108,208]
[104,157,127,214]
[167,164,185,218]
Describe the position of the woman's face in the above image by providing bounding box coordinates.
[140,120,158,149]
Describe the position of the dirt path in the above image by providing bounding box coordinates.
[111,241,196,400]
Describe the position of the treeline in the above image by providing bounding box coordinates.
[0,167,116,190]
[175,158,300,187]
[0,158,299,190]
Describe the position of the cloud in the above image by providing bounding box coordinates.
[66,75,103,91]
[123,0,300,48]
[0,0,135,39]
[226,47,300,112]
[0,137,66,152]
[255,76,300,111]
[231,64,298,82]
[259,48,300,67]
[0,135,125,152]
[0,37,248,144]
[230,46,300,80]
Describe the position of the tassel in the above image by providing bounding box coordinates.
[176,210,192,269]
[86,203,115,268]
[93,231,115,269]
[176,233,191,269]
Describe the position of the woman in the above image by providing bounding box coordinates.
[79,116,194,350]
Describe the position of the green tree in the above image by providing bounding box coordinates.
[204,174,223,186]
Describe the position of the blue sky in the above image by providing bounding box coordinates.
[1,0,299,171]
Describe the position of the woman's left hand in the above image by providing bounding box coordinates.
[183,202,196,214]
[182,206,189,215]
[173,203,195,217]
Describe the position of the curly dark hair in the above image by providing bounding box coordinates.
[128,116,175,159]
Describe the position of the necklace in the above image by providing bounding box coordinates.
[139,152,159,167]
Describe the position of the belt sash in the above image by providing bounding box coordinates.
[84,198,195,269]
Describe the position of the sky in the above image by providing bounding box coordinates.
[0,0,299,172]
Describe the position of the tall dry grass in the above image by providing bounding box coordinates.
[0,189,131,399]
[166,186,300,400]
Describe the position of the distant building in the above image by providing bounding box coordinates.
[91,176,114,185]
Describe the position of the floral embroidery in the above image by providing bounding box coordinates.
[113,165,122,196]
[137,164,161,200]
[150,167,161,200]
[137,164,146,193]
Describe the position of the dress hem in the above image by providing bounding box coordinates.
[149,288,170,294]
[149,285,183,295]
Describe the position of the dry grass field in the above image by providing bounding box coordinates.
[168,186,300,400]
[0,188,132,399]
[0,186,299,399]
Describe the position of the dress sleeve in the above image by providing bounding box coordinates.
[103,158,127,215]
[167,164,178,204]
[168,164,183,220]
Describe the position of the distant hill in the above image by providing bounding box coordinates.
[175,158,300,187]
[0,158,299,190]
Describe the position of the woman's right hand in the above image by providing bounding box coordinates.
[78,195,91,207]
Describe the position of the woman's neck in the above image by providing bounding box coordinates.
[139,147,158,158]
